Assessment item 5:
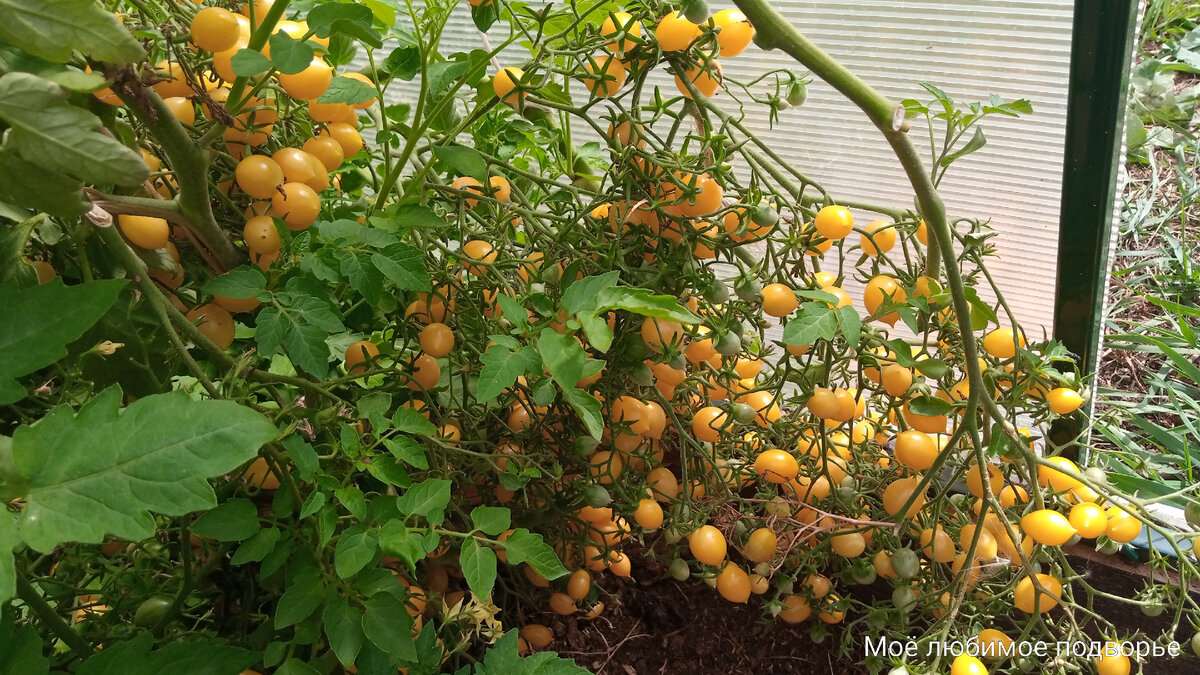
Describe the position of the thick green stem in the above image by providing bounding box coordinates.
[17,571,93,659]
[116,87,239,270]
[733,0,983,411]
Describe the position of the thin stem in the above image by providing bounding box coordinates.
[17,570,93,659]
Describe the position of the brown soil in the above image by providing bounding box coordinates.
[538,574,863,675]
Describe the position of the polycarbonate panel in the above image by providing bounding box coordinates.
[357,0,1073,336]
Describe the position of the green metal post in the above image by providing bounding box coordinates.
[1050,0,1140,457]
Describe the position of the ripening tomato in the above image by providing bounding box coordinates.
[814,205,853,240]
[190,6,241,52]
[269,182,320,230]
[806,387,839,419]
[1038,456,1083,492]
[634,498,663,530]
[344,341,378,373]
[830,531,866,558]
[303,136,344,172]
[882,476,926,518]
[1047,387,1084,414]
[742,527,776,563]
[692,406,727,443]
[674,59,721,99]
[761,283,798,317]
[1105,506,1142,543]
[894,430,936,470]
[1095,644,1130,675]
[1013,573,1062,613]
[860,220,897,255]
[272,147,318,184]
[236,155,284,200]
[778,594,811,623]
[1068,502,1107,539]
[600,11,640,54]
[243,215,281,254]
[408,353,440,391]
[965,462,1003,499]
[461,239,497,274]
[753,449,798,484]
[582,54,627,97]
[320,123,364,158]
[279,58,333,101]
[642,317,684,351]
[655,13,701,51]
[863,275,906,325]
[117,215,170,250]
[949,654,988,675]
[919,525,956,563]
[646,466,680,502]
[1020,509,1076,546]
[520,624,553,649]
[493,67,525,105]
[716,564,751,603]
[419,323,454,357]
[186,304,235,349]
[982,327,1025,359]
[881,363,913,397]
[712,9,754,57]
[489,175,512,202]
[549,592,576,616]
[689,525,726,566]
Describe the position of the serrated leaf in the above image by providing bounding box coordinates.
[470,506,510,535]
[202,266,267,299]
[231,48,272,77]
[373,243,431,291]
[0,278,124,404]
[472,0,501,32]
[339,252,383,306]
[536,328,592,389]
[0,151,88,217]
[477,344,538,403]
[385,436,428,470]
[459,538,497,599]
[396,478,451,525]
[9,388,276,553]
[323,597,366,667]
[432,145,487,182]
[284,322,330,377]
[940,127,987,166]
[255,307,285,357]
[559,271,619,315]
[306,3,382,48]
[781,303,838,347]
[74,632,258,675]
[0,73,148,186]
[300,491,326,519]
[391,408,437,436]
[383,46,420,80]
[190,499,259,542]
[496,293,528,327]
[318,220,399,247]
[564,388,603,439]
[501,528,567,580]
[0,0,144,64]
[593,285,701,324]
[267,32,315,74]
[362,593,416,660]
[334,528,377,579]
[318,76,377,105]
[836,305,861,349]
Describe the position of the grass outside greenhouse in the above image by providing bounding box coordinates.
[0,1,1198,674]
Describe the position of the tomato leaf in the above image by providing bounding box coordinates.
[318,76,377,105]
[201,266,267,299]
[385,436,428,470]
[276,566,324,628]
[908,395,953,417]
[230,48,272,77]
[0,623,48,675]
[284,321,331,378]
[0,278,125,405]
[391,408,437,436]
[432,145,488,182]
[477,343,538,403]
[836,305,861,349]
[459,538,498,599]
[323,596,366,668]
[914,358,949,379]
[594,285,702,324]
[334,527,377,579]
[0,151,89,217]
[396,478,451,525]
[378,521,424,576]
[470,506,510,536]
[500,528,568,580]
[361,593,416,661]
[782,302,838,347]
[5,387,277,559]
[382,46,421,81]
[940,126,987,167]
[267,32,314,75]
[190,499,260,542]
[372,243,431,292]
[564,388,604,439]
[230,526,280,565]
[0,73,148,187]
[74,632,258,675]
[0,0,144,64]
[305,3,382,48]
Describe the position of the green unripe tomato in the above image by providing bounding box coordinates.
[703,279,729,304]
[134,596,173,628]
[751,203,780,229]
[668,558,690,581]
[891,586,917,613]
[731,403,756,424]
[682,0,709,24]
[1184,501,1200,530]
[787,82,808,107]
[891,548,920,579]
[715,332,741,357]
[735,277,762,302]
